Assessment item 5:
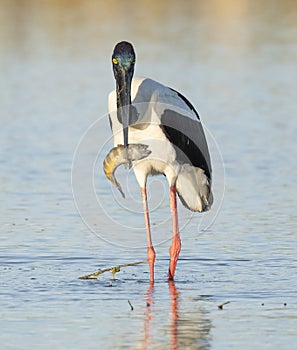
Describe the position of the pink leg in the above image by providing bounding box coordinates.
[168,185,181,281]
[141,187,156,283]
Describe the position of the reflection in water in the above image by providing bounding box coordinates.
[169,281,179,350]
[143,282,211,349]
[143,282,154,349]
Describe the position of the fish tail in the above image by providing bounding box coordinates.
[110,173,125,198]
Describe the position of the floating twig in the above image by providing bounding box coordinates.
[218,301,231,310]
[79,260,147,280]
[128,300,134,311]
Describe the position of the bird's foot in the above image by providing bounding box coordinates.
[168,234,181,281]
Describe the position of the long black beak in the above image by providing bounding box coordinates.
[116,72,132,149]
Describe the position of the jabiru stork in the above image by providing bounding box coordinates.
[107,41,213,282]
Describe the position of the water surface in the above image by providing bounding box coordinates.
[1,1,297,349]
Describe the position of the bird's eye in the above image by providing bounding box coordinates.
[112,58,118,65]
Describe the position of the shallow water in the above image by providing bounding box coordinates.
[1,0,297,349]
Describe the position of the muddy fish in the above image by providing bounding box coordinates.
[103,144,151,198]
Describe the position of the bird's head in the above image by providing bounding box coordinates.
[112,41,136,80]
[112,41,136,149]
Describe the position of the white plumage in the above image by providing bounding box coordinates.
[108,77,213,212]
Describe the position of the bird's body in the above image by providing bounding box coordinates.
[106,42,213,282]
[108,77,212,212]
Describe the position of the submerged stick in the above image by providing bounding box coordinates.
[128,300,134,311]
[218,301,231,310]
[79,260,147,280]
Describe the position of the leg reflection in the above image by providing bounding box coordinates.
[143,282,154,349]
[169,281,179,350]
[142,281,211,349]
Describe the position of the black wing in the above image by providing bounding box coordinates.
[161,89,211,180]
